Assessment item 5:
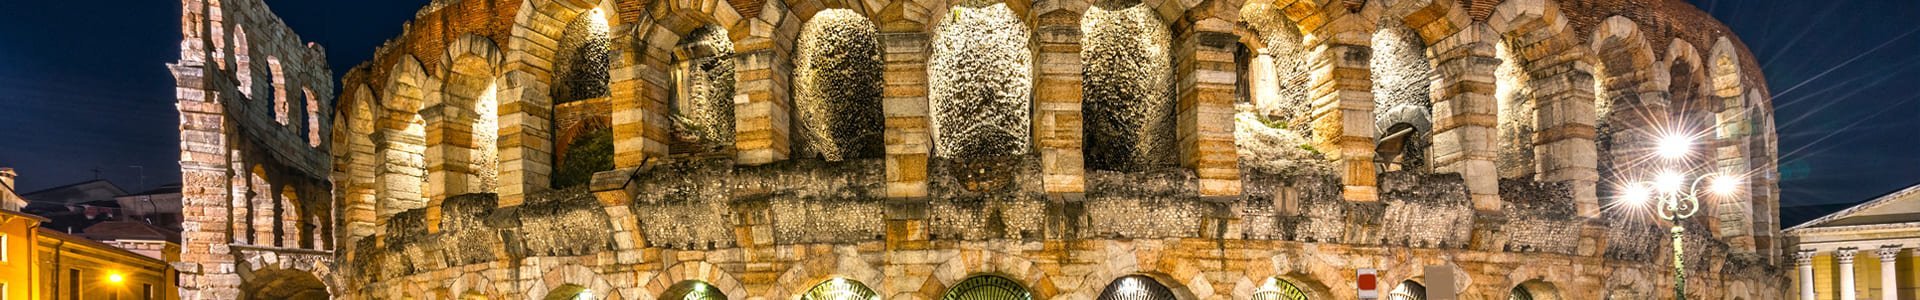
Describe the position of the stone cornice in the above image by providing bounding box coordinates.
[1788,182,1920,231]
[1786,221,1920,235]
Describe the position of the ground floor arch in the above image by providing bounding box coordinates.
[239,268,329,300]
[943,275,1033,300]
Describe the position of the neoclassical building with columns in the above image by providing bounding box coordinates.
[170,0,1788,298]
[1788,183,1920,300]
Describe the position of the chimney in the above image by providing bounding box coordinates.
[1,167,19,211]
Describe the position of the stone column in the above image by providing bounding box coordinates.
[1427,29,1500,211]
[1840,247,1858,300]
[882,32,932,200]
[1173,18,1242,197]
[1304,27,1377,202]
[1033,13,1085,196]
[732,38,795,166]
[1879,245,1901,300]
[1798,250,1816,300]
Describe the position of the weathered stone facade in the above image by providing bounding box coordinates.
[172,0,339,299]
[169,0,1790,299]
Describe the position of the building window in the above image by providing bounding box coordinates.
[143,283,154,300]
[68,269,80,300]
[3,282,9,300]
[1,233,8,262]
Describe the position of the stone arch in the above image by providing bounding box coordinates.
[529,264,619,300]
[334,84,381,246]
[1664,38,1715,230]
[795,277,882,300]
[1367,13,1437,174]
[270,56,289,124]
[1706,36,1754,250]
[376,56,430,223]
[924,250,1057,300]
[927,1,1035,159]
[237,254,337,300]
[666,24,740,153]
[769,247,885,300]
[424,34,505,212]
[1587,15,1661,202]
[306,87,322,147]
[1507,280,1562,300]
[450,272,502,299]
[235,25,254,97]
[644,261,751,300]
[1236,276,1328,300]
[494,0,628,205]
[1080,0,1176,172]
[1388,280,1425,300]
[1245,251,1342,299]
[1486,0,1599,215]
[793,8,887,161]
[1093,275,1185,300]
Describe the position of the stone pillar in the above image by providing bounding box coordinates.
[609,31,671,170]
[1305,37,1377,202]
[1840,247,1858,300]
[1798,250,1817,300]
[1528,60,1599,217]
[881,32,932,200]
[732,37,795,166]
[173,59,241,299]
[1249,53,1280,109]
[1879,246,1901,300]
[1033,13,1085,195]
[1174,18,1242,197]
[1427,29,1500,211]
[495,69,556,207]
[422,104,477,233]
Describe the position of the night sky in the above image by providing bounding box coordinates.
[0,1,1914,224]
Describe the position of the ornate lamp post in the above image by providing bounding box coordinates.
[1619,134,1740,300]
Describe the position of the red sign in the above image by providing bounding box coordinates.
[1357,269,1379,299]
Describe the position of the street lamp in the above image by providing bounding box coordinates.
[1619,134,1739,300]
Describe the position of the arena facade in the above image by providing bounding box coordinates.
[170,0,1785,298]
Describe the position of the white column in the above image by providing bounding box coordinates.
[1798,250,1817,300]
[1879,245,1902,300]
[1839,247,1859,300]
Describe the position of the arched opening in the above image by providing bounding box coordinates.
[443,52,501,195]
[552,119,613,188]
[240,269,329,300]
[306,87,322,147]
[1095,275,1176,300]
[802,278,879,300]
[1080,0,1174,171]
[942,275,1033,300]
[670,25,738,153]
[378,61,430,221]
[1388,280,1425,300]
[246,165,273,245]
[1369,19,1435,173]
[553,10,612,103]
[278,185,300,248]
[1232,1,1326,176]
[338,85,379,244]
[547,284,597,300]
[1508,280,1560,300]
[928,2,1033,159]
[1493,42,1537,179]
[793,9,886,161]
[662,280,728,300]
[235,26,253,97]
[270,57,289,124]
[1252,277,1312,300]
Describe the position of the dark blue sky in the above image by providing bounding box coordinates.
[0,1,1914,221]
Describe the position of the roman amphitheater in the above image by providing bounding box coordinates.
[168,0,1785,298]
